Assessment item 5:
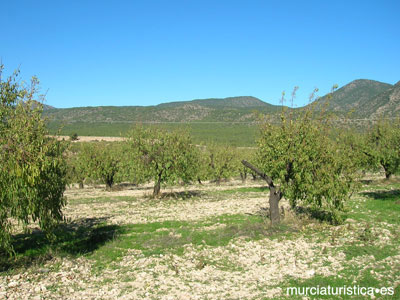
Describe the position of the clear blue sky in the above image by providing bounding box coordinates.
[1,0,399,108]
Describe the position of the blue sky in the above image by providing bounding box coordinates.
[1,0,399,108]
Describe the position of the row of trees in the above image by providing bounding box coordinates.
[66,131,257,196]
[65,115,400,225]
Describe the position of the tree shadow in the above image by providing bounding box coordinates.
[0,217,123,272]
[294,206,340,225]
[160,190,203,200]
[361,189,400,202]
[360,179,373,185]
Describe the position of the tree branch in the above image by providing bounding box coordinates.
[241,160,275,189]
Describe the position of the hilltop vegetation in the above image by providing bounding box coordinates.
[311,79,392,117]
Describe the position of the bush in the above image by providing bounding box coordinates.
[69,132,79,141]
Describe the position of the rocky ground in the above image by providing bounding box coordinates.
[1,179,399,299]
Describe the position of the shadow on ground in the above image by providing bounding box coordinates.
[0,217,123,272]
[160,190,203,200]
[361,189,400,201]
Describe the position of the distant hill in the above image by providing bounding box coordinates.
[43,96,282,124]
[44,79,400,130]
[370,81,400,119]
[310,79,393,117]
[157,96,273,108]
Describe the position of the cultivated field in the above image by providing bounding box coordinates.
[1,176,399,299]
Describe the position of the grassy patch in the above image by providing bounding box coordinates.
[343,244,397,261]
[90,214,297,270]
[0,218,122,272]
[347,188,400,225]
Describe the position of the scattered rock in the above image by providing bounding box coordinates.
[8,281,18,288]
[345,218,357,224]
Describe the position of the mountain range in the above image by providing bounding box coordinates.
[43,79,400,125]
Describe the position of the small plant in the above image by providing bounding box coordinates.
[359,223,374,243]
[69,133,79,141]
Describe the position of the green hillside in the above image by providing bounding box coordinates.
[311,79,393,117]
[43,96,282,124]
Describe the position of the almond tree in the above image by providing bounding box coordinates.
[127,126,198,197]
[0,65,67,253]
[365,119,400,179]
[205,144,238,185]
[243,89,358,225]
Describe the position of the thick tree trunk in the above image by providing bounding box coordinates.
[153,172,162,197]
[382,164,393,179]
[241,160,282,224]
[269,188,281,224]
[105,175,114,191]
[106,180,113,191]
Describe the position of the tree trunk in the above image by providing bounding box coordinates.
[79,182,84,189]
[153,180,161,197]
[383,165,392,179]
[241,160,282,225]
[197,178,203,185]
[105,175,114,191]
[269,187,281,224]
[240,172,247,183]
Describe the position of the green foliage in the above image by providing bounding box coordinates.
[0,65,67,253]
[256,92,358,224]
[66,143,88,188]
[235,147,257,182]
[365,119,400,178]
[336,129,375,174]
[127,126,198,196]
[73,142,127,190]
[202,144,239,184]
[69,132,79,141]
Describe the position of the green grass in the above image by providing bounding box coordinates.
[343,244,397,261]
[0,218,122,272]
[346,187,400,225]
[90,214,293,270]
